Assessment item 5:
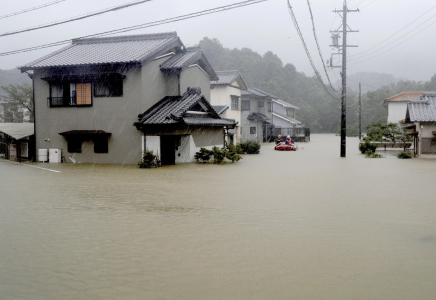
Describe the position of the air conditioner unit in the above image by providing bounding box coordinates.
[49,149,62,163]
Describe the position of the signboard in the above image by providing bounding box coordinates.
[9,144,17,161]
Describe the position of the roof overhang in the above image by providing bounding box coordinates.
[59,130,111,138]
[0,123,34,140]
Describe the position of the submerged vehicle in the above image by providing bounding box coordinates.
[275,143,297,151]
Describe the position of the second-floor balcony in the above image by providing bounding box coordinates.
[47,97,92,107]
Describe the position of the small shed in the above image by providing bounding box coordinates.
[0,123,35,161]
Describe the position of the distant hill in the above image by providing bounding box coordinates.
[0,69,32,97]
[339,72,407,94]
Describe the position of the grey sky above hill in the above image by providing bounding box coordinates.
[1,0,435,82]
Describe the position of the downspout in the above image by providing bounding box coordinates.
[177,73,181,96]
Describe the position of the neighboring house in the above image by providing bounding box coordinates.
[240,88,275,143]
[405,93,436,157]
[385,91,436,124]
[272,99,301,129]
[210,70,248,143]
[0,123,34,161]
[20,32,235,164]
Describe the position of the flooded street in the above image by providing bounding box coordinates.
[1,134,436,299]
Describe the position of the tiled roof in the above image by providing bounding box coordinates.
[160,47,218,80]
[385,91,436,102]
[135,87,236,127]
[247,112,269,121]
[406,94,436,122]
[242,88,266,97]
[210,70,248,89]
[272,112,301,125]
[253,88,278,99]
[273,99,299,110]
[21,32,182,70]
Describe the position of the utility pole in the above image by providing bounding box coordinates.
[359,82,362,140]
[330,1,358,157]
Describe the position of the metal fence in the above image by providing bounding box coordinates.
[263,124,310,142]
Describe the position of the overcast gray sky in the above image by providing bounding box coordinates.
[1,0,435,82]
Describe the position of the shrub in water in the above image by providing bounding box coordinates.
[359,139,376,154]
[194,148,212,163]
[238,140,261,154]
[397,151,412,159]
[138,151,159,168]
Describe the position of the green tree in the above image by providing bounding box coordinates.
[0,83,33,122]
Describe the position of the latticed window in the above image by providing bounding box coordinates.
[241,100,250,110]
[250,127,256,134]
[258,101,264,107]
[231,96,239,110]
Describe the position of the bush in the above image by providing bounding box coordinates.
[238,140,261,154]
[397,151,412,159]
[194,148,212,163]
[138,151,160,168]
[359,139,376,154]
[365,150,382,158]
[194,147,242,164]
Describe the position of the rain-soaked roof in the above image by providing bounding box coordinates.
[273,99,299,110]
[210,70,248,90]
[159,47,218,80]
[20,32,182,70]
[0,123,34,140]
[135,87,236,128]
[406,94,436,122]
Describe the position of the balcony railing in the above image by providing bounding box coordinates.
[47,97,92,107]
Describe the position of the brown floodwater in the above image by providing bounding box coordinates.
[1,134,436,299]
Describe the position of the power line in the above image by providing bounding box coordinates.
[306,0,337,92]
[349,17,436,66]
[350,4,436,59]
[0,0,269,57]
[0,0,67,20]
[286,0,339,101]
[0,0,153,38]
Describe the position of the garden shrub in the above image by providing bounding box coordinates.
[397,151,412,159]
[138,151,159,168]
[194,148,212,163]
[359,139,377,154]
[238,140,261,154]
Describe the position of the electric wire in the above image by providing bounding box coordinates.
[306,0,337,92]
[286,0,339,100]
[0,0,268,57]
[0,0,153,38]
[0,0,67,20]
[350,3,436,59]
[349,17,436,67]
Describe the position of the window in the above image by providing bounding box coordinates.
[67,139,82,153]
[250,127,256,134]
[268,102,272,112]
[241,100,250,110]
[94,79,123,97]
[231,96,239,110]
[258,101,264,107]
[286,108,293,117]
[94,138,108,153]
[49,82,92,107]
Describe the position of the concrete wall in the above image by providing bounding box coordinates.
[34,65,146,164]
[180,66,211,101]
[387,102,408,124]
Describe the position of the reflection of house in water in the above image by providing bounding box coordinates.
[20,32,235,164]
[0,123,34,161]
[405,93,436,157]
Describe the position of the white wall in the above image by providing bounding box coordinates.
[387,102,408,124]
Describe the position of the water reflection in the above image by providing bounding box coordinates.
[1,134,436,299]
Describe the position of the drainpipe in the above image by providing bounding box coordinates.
[177,73,181,96]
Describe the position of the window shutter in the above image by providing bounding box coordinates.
[76,83,92,105]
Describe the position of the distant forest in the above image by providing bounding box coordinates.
[198,37,436,133]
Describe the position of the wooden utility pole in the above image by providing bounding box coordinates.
[359,82,362,140]
[331,1,358,157]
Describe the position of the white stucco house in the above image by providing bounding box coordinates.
[385,91,436,124]
[210,70,248,143]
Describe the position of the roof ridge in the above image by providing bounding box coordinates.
[72,32,177,44]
